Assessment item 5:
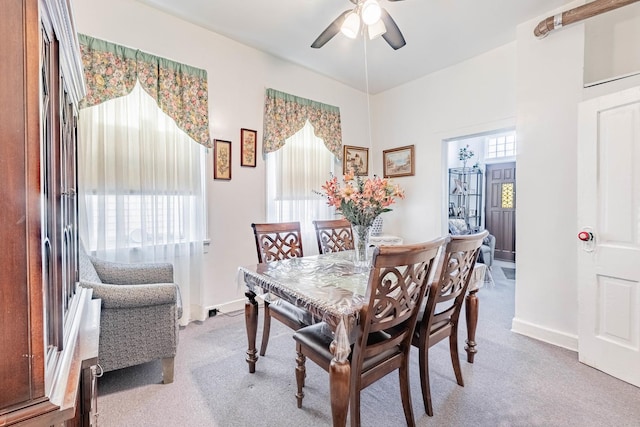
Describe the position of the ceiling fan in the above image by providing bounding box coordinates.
[311,0,407,50]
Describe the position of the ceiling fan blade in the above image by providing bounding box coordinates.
[380,8,406,50]
[311,10,351,49]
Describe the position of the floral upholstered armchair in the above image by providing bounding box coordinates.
[448,218,496,268]
[78,243,182,383]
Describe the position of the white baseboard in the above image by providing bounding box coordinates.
[511,317,578,352]
[207,298,247,316]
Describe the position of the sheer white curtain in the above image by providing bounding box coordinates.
[78,83,207,326]
[266,120,338,253]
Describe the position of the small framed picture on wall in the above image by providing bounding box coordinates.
[213,139,232,180]
[240,128,257,167]
[343,145,369,176]
[383,145,415,178]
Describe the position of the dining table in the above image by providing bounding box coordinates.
[238,250,487,427]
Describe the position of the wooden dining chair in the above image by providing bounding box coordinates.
[251,222,312,356]
[411,230,488,417]
[293,238,447,427]
[312,218,354,254]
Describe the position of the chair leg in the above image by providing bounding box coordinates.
[450,329,464,386]
[399,356,416,427]
[419,345,434,417]
[259,302,272,356]
[162,357,175,384]
[349,388,361,427]
[295,344,306,408]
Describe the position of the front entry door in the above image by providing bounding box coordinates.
[485,162,516,261]
[577,86,640,387]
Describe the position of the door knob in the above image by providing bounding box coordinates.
[578,227,596,252]
[578,231,593,242]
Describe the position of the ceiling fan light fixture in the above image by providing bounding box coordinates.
[311,0,406,50]
[367,19,386,40]
[341,12,361,39]
[361,0,382,26]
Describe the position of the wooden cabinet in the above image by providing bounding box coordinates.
[0,0,98,425]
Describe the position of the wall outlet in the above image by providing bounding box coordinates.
[208,308,218,317]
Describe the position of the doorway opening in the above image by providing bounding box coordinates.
[444,128,517,264]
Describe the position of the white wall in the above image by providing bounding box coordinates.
[512,2,640,349]
[512,2,585,348]
[73,0,370,320]
[371,42,517,242]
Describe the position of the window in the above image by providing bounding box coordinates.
[79,84,206,254]
[266,121,337,251]
[486,132,516,159]
[83,194,202,250]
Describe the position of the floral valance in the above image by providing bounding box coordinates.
[77,34,211,148]
[263,88,343,159]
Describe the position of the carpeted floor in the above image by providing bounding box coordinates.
[501,267,516,280]
[96,263,640,426]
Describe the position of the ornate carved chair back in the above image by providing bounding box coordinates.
[312,218,354,254]
[251,221,304,263]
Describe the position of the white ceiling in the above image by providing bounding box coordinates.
[137,0,575,94]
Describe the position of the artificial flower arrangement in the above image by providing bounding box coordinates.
[321,170,405,227]
[459,144,475,168]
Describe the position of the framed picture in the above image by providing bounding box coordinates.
[240,128,257,167]
[213,139,232,180]
[383,145,415,178]
[343,145,369,176]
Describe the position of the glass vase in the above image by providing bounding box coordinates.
[352,224,371,268]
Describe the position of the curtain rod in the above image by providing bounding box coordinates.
[534,0,640,38]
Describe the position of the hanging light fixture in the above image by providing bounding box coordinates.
[340,1,385,41]
[340,11,361,39]
[361,0,382,25]
[367,18,386,39]
[312,0,405,49]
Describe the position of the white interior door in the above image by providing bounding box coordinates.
[577,86,640,387]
